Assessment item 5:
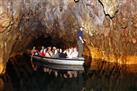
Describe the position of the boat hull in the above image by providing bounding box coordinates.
[32,56,84,65]
[32,56,85,71]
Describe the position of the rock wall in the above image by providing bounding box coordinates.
[0,0,137,74]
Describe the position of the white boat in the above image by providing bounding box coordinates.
[32,56,84,66]
[31,56,85,71]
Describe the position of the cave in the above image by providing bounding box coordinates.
[0,0,137,91]
[28,34,77,50]
[0,0,136,76]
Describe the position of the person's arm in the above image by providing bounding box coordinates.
[79,36,84,43]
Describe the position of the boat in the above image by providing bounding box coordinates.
[32,56,84,65]
[31,56,85,71]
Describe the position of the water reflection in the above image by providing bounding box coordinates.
[3,54,137,91]
[5,70,85,91]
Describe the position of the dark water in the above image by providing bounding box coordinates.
[2,54,137,91]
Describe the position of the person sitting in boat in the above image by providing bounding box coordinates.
[66,48,73,58]
[52,46,57,55]
[70,47,78,58]
[59,49,67,58]
[66,47,78,58]
[45,47,53,57]
[52,47,59,58]
[58,48,62,54]
[40,46,46,56]
[31,46,39,56]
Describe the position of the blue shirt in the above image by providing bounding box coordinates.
[77,31,83,41]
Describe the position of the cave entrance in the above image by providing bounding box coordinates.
[29,34,77,51]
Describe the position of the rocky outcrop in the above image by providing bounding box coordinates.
[0,0,137,75]
[0,2,17,74]
[99,0,119,18]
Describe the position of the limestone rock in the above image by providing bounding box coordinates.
[99,0,119,18]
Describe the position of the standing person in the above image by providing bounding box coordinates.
[77,27,84,57]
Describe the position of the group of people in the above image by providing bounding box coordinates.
[31,46,79,58]
[31,26,85,58]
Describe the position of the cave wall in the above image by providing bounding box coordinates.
[0,0,137,74]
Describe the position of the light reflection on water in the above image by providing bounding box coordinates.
[3,54,137,91]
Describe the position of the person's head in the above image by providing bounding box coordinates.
[33,46,36,50]
[53,46,56,50]
[74,47,77,51]
[79,27,84,31]
[42,46,44,50]
[48,47,51,51]
[59,49,62,53]
[57,48,59,52]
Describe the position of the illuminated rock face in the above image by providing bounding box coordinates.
[0,0,137,74]
[99,0,119,18]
